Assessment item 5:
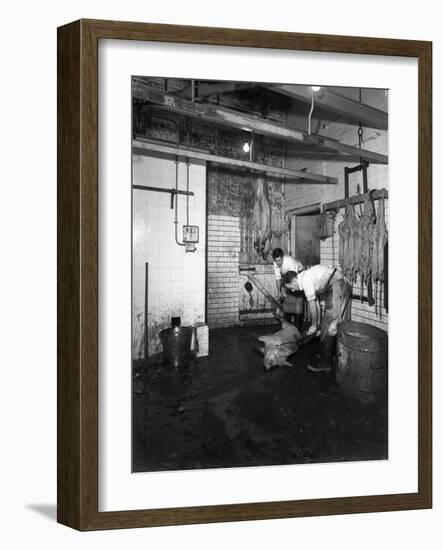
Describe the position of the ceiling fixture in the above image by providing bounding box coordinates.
[312,86,321,92]
[243,142,250,153]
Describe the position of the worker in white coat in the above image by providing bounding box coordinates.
[284,265,352,372]
[272,248,303,300]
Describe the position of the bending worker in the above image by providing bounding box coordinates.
[272,248,303,300]
[284,265,352,372]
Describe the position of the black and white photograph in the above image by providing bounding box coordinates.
[131,76,389,473]
[1,0,438,540]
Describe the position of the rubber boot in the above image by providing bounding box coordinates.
[307,335,336,373]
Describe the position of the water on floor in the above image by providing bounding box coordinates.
[132,325,388,472]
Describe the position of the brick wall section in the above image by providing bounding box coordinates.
[207,215,241,328]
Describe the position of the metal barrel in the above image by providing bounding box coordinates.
[159,326,193,369]
[336,321,388,404]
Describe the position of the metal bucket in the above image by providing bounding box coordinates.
[336,321,388,404]
[159,326,193,368]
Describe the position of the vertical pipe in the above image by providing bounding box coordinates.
[174,156,185,247]
[204,166,208,324]
[362,162,369,193]
[186,159,190,226]
[344,167,349,198]
[308,89,315,134]
[282,141,286,251]
[144,262,149,369]
[250,132,254,163]
[175,156,179,229]
[384,242,388,313]
[331,214,335,266]
[367,278,374,306]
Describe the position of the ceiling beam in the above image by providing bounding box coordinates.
[133,80,388,164]
[265,84,388,130]
[173,81,257,99]
[133,138,338,184]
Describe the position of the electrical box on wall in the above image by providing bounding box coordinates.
[183,225,199,243]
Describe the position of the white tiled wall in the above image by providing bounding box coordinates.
[132,154,206,358]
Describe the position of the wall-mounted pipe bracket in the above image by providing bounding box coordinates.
[132,185,194,209]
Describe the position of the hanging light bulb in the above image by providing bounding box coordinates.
[242,142,250,153]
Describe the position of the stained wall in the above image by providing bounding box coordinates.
[132,154,206,358]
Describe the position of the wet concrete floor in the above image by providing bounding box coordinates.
[132,325,388,472]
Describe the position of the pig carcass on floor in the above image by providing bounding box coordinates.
[257,320,302,370]
[132,325,388,472]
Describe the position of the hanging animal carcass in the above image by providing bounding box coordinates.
[371,195,388,283]
[371,194,388,313]
[252,174,272,260]
[358,194,376,294]
[338,204,359,281]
